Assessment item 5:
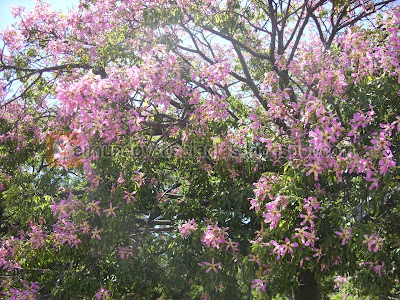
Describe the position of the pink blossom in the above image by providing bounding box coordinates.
[91,227,103,240]
[178,219,197,238]
[293,227,310,245]
[198,257,222,274]
[378,153,396,175]
[335,226,352,245]
[103,202,118,218]
[123,191,137,204]
[305,160,323,181]
[201,223,229,249]
[300,210,317,227]
[373,261,385,277]
[303,197,320,211]
[283,238,298,256]
[118,246,134,259]
[117,173,125,184]
[251,278,267,293]
[363,233,383,252]
[269,239,298,260]
[334,276,348,290]
[94,287,110,300]
[313,247,324,263]
[225,239,240,254]
[3,281,39,300]
[86,200,101,216]
[262,195,288,229]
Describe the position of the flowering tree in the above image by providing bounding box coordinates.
[1,0,400,299]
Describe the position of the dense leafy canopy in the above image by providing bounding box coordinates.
[1,0,400,299]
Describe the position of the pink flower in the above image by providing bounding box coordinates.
[305,157,324,181]
[263,209,281,228]
[86,200,101,216]
[303,197,320,211]
[199,257,222,274]
[91,227,103,240]
[300,211,317,227]
[133,171,145,187]
[251,279,267,293]
[94,287,110,300]
[3,281,39,300]
[263,195,288,229]
[118,246,134,259]
[335,226,352,245]
[378,153,396,175]
[103,202,118,218]
[313,247,324,263]
[373,261,385,277]
[371,132,391,151]
[178,219,197,238]
[123,191,137,204]
[270,240,286,260]
[293,227,310,245]
[225,239,240,254]
[201,223,229,249]
[117,173,125,184]
[334,276,348,290]
[283,238,298,256]
[363,233,383,252]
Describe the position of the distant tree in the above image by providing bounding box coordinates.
[1,0,400,299]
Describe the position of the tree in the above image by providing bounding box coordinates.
[1,0,400,299]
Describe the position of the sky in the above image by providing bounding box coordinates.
[0,0,79,30]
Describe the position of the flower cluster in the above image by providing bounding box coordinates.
[335,226,352,246]
[268,238,299,260]
[118,246,134,259]
[178,219,198,238]
[94,287,110,300]
[198,257,222,274]
[362,233,383,252]
[201,223,229,249]
[360,261,386,277]
[251,278,268,294]
[262,195,288,229]
[1,280,40,300]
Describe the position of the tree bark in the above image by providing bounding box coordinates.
[292,270,321,300]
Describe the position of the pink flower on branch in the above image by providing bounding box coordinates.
[2,280,40,300]
[313,247,324,263]
[198,257,222,274]
[251,278,267,293]
[94,287,110,300]
[373,261,385,277]
[91,227,103,240]
[118,246,134,259]
[378,153,396,175]
[300,210,317,227]
[86,200,101,216]
[292,226,310,245]
[178,219,197,238]
[303,197,320,211]
[225,238,240,254]
[103,202,118,218]
[305,160,323,181]
[270,238,298,260]
[123,191,137,204]
[335,226,352,245]
[201,223,229,249]
[263,195,288,229]
[363,233,383,252]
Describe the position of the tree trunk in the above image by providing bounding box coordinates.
[292,270,321,300]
